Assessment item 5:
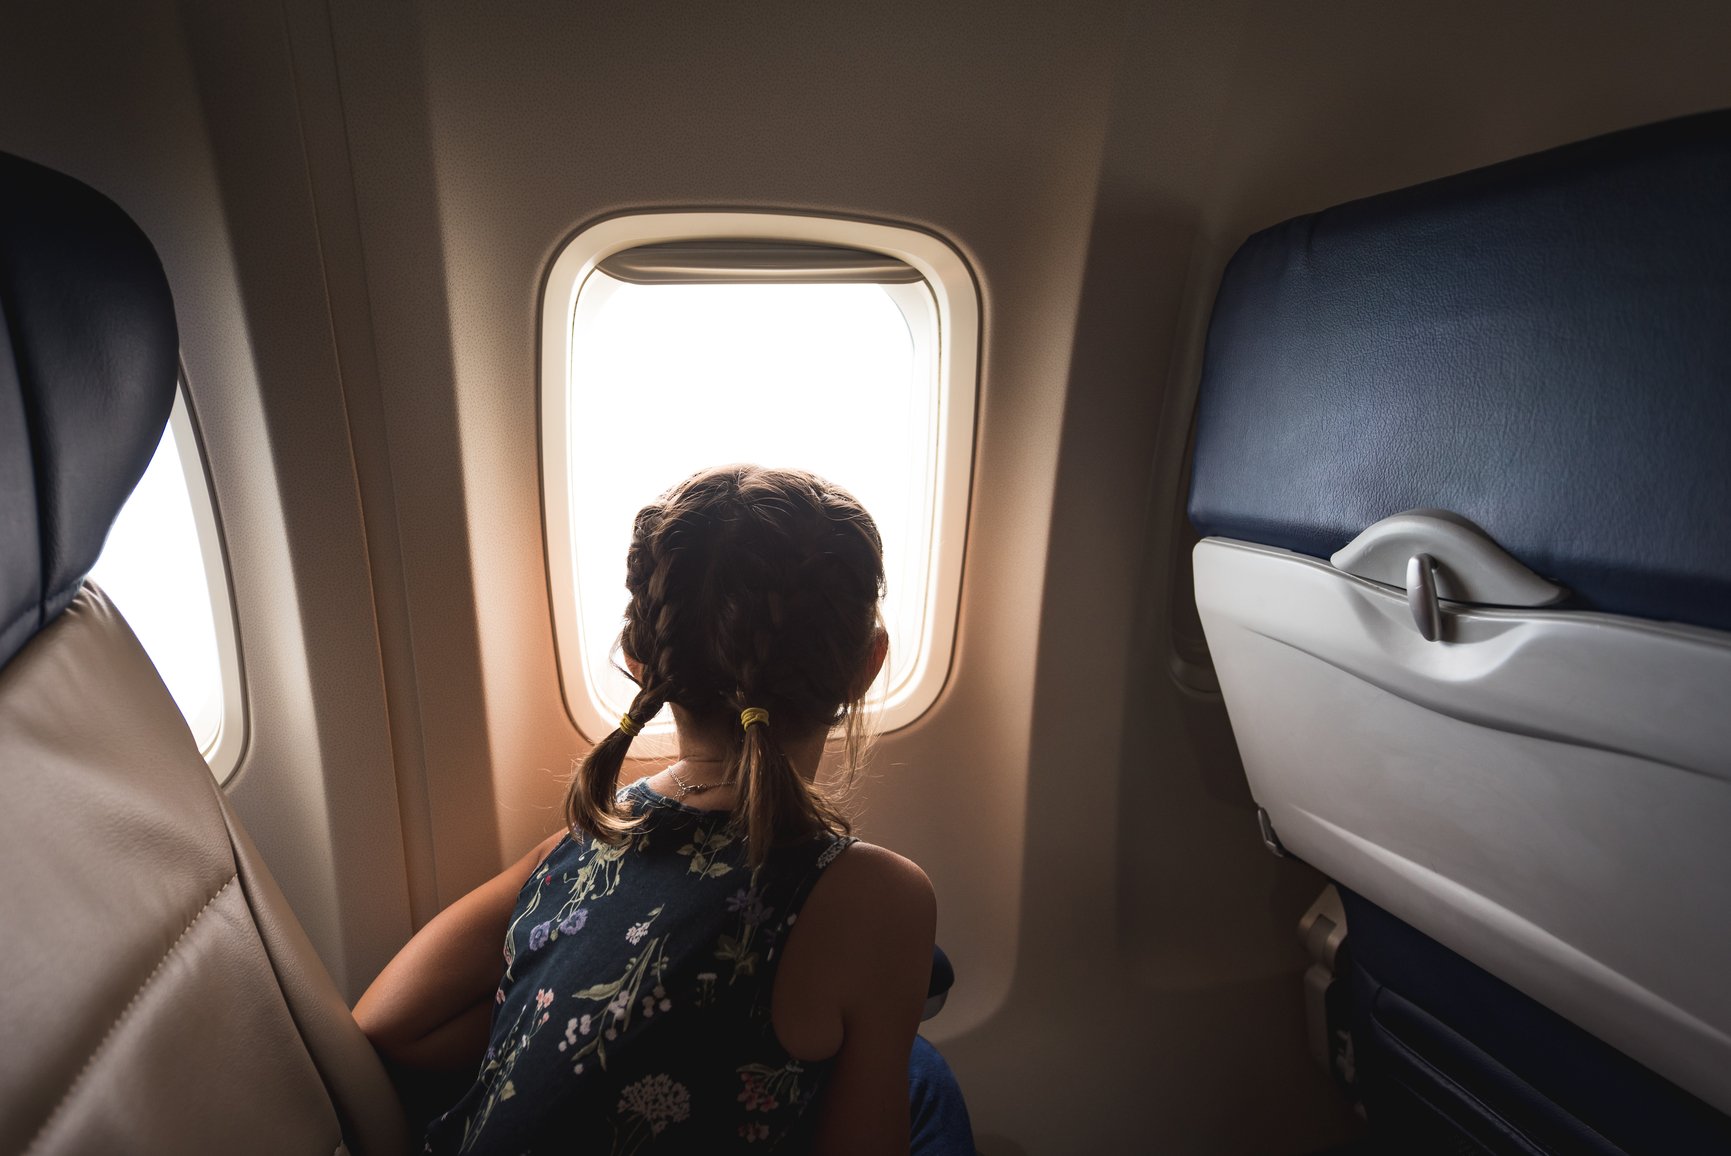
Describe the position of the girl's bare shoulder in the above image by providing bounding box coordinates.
[799,840,936,961]
[819,839,932,900]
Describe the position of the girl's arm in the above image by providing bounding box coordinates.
[804,844,939,1156]
[354,830,567,1070]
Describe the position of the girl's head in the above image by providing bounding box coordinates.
[567,464,887,863]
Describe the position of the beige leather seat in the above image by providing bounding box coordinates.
[0,152,408,1155]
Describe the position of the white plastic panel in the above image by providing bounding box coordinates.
[1194,537,1731,1115]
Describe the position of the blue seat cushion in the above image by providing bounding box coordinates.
[1339,888,1731,1155]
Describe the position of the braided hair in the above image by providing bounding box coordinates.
[566,465,886,866]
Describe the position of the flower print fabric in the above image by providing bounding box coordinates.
[424,779,855,1155]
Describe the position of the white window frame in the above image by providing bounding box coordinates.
[154,388,245,782]
[540,212,979,744]
[172,390,246,783]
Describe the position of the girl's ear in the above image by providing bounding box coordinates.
[624,653,645,683]
[849,626,889,699]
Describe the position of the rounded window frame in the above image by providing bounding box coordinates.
[92,383,246,783]
[539,212,979,745]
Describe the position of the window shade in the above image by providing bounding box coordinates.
[597,241,922,285]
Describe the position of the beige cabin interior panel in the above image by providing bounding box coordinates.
[4,1,1730,1152]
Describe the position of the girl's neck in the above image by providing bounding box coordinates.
[640,759,734,811]
[667,707,827,784]
[642,716,827,809]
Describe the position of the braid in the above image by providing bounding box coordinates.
[565,501,681,841]
[563,465,886,865]
[566,677,672,840]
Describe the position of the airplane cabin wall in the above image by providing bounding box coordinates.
[0,2,417,1000]
[3,2,1730,1153]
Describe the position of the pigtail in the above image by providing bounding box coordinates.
[566,679,671,843]
[730,706,847,868]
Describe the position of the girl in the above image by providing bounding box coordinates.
[355,465,971,1154]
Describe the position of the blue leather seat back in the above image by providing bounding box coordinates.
[0,152,178,668]
[1189,109,1731,631]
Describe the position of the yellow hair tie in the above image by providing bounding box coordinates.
[618,713,642,737]
[740,706,770,731]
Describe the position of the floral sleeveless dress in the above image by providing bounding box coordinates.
[423,779,855,1155]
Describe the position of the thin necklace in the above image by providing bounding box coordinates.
[667,761,724,797]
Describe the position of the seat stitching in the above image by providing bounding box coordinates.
[0,259,48,646]
[21,872,240,1155]
[0,581,93,660]
[0,599,38,648]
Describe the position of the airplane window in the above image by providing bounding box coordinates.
[89,388,244,781]
[543,216,979,744]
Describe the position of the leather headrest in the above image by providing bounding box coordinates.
[0,153,178,669]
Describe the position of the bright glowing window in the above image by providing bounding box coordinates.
[89,389,244,781]
[543,215,979,744]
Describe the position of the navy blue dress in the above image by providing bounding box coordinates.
[425,779,853,1154]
